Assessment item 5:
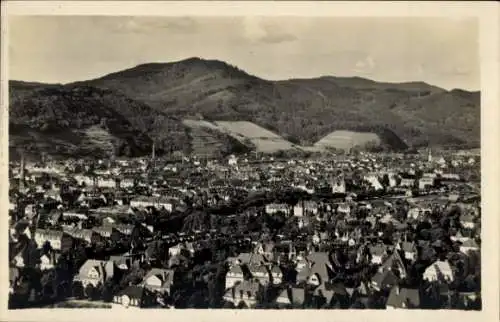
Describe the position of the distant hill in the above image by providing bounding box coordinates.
[9,57,480,158]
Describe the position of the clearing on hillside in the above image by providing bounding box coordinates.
[314,130,382,151]
[213,121,299,153]
[183,120,300,154]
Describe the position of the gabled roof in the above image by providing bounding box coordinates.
[305,252,335,283]
[427,260,453,274]
[401,241,417,253]
[386,286,420,308]
[142,268,175,288]
[76,259,114,281]
[371,269,399,288]
[290,287,306,305]
[460,239,479,248]
[324,282,348,297]
[380,250,407,276]
[369,244,388,257]
[459,214,474,222]
[34,229,64,240]
[228,264,243,275]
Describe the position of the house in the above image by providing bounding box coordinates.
[92,226,122,241]
[369,244,388,265]
[97,176,116,188]
[130,196,174,212]
[112,223,134,236]
[364,174,384,191]
[44,189,63,203]
[9,220,32,242]
[113,285,154,308]
[109,254,132,271]
[407,208,422,220]
[423,260,454,283]
[63,211,88,220]
[459,215,476,229]
[39,252,59,271]
[228,155,238,166]
[450,230,469,243]
[168,243,184,257]
[400,178,415,188]
[270,265,283,284]
[254,241,276,261]
[226,263,245,289]
[34,229,73,252]
[74,174,94,187]
[386,286,421,309]
[418,177,434,190]
[293,201,319,217]
[397,241,417,261]
[331,177,346,194]
[459,239,480,255]
[249,263,271,286]
[275,286,306,308]
[313,282,350,308]
[336,203,351,215]
[73,259,115,287]
[265,203,290,215]
[11,243,38,269]
[140,268,176,296]
[297,252,335,286]
[63,227,101,245]
[379,251,408,279]
[223,279,262,308]
[371,268,399,292]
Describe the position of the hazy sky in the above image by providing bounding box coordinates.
[9,16,479,90]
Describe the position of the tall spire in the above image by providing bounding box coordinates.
[427,148,432,163]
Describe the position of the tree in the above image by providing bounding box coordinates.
[72,281,85,299]
[84,283,96,300]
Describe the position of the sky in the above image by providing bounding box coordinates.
[8,16,479,91]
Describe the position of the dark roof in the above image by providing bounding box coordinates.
[386,286,421,308]
[371,269,399,289]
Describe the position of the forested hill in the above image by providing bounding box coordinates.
[9,57,480,158]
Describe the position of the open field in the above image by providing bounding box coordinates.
[314,130,382,151]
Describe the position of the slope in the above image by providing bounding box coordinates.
[9,84,156,158]
[79,57,479,149]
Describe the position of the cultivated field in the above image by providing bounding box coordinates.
[314,130,382,151]
[213,121,299,153]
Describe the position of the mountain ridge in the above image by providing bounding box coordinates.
[9,57,480,158]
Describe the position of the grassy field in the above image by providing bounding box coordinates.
[314,130,382,151]
[183,120,301,153]
[213,121,298,153]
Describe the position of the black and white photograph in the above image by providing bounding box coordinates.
[1,1,498,319]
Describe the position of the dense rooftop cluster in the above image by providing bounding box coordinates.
[8,149,481,309]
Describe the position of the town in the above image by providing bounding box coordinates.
[8,148,481,310]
